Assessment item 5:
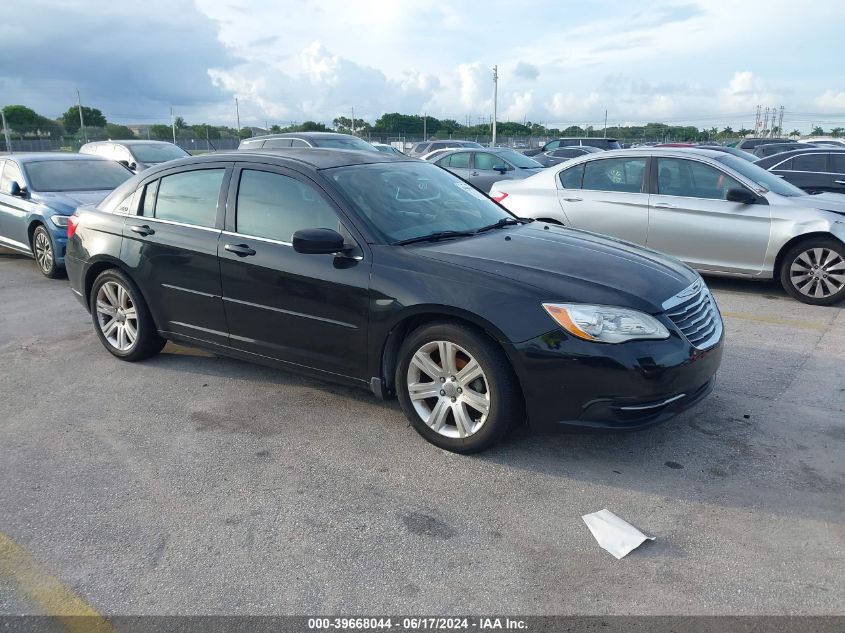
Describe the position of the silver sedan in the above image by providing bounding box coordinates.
[490,148,845,305]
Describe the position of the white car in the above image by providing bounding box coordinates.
[490,148,845,305]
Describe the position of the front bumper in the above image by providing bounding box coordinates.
[510,326,724,431]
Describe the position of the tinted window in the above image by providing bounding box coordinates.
[792,154,826,172]
[582,158,646,193]
[583,139,621,150]
[236,170,339,242]
[1,161,23,190]
[24,160,131,192]
[153,169,224,228]
[290,139,309,148]
[414,143,431,154]
[773,158,793,170]
[832,154,845,173]
[311,137,378,152]
[140,180,159,217]
[495,149,542,168]
[475,152,509,171]
[559,164,584,189]
[713,155,804,197]
[552,149,581,158]
[130,143,189,163]
[657,158,742,200]
[545,140,560,151]
[441,152,470,168]
[263,138,292,149]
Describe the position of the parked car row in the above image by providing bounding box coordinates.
[2,131,844,453]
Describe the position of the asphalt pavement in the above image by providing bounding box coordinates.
[0,248,842,616]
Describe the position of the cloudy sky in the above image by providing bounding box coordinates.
[2,0,844,132]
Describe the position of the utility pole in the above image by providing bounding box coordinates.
[423,111,427,141]
[491,65,498,147]
[603,109,608,137]
[170,106,176,144]
[351,107,355,135]
[76,88,87,144]
[777,105,785,137]
[762,107,770,137]
[235,97,241,135]
[754,104,762,136]
[1,109,12,154]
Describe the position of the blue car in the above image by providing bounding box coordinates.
[0,153,132,277]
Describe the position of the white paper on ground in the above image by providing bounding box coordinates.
[582,509,655,559]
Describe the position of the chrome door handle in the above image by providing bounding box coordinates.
[224,243,256,257]
[129,224,155,236]
[470,172,479,176]
[562,197,582,202]
[653,202,675,208]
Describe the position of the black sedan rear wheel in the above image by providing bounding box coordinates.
[396,321,522,453]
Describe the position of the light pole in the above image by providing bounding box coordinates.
[76,89,87,144]
[235,97,241,136]
[491,65,498,147]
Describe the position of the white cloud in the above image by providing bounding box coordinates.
[815,91,845,111]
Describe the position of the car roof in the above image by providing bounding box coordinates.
[243,132,362,141]
[756,146,845,165]
[552,137,619,142]
[148,148,416,171]
[84,140,177,146]
[8,152,111,164]
[569,147,725,159]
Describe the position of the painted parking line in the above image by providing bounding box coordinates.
[0,532,116,633]
[719,310,829,331]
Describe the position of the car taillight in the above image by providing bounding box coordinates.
[67,215,80,239]
[491,192,508,203]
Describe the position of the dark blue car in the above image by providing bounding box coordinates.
[0,153,131,277]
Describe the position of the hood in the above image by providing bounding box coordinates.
[411,223,699,313]
[799,192,845,215]
[30,190,112,215]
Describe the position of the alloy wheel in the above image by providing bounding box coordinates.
[34,230,53,274]
[95,281,138,351]
[789,247,845,299]
[406,340,490,438]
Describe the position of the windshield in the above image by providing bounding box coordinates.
[130,143,189,163]
[713,155,806,197]
[326,161,514,243]
[313,137,380,152]
[496,149,543,169]
[24,160,132,192]
[457,141,483,148]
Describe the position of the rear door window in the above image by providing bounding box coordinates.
[583,158,647,193]
[559,164,584,189]
[440,152,470,168]
[151,169,225,228]
[474,153,509,171]
[831,154,845,174]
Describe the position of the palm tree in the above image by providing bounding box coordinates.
[831,127,844,138]
[737,127,752,137]
[721,126,733,139]
[812,126,825,136]
[790,129,801,138]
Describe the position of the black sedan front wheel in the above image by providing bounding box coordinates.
[780,238,845,305]
[396,322,522,453]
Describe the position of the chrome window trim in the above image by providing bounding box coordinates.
[138,216,221,233]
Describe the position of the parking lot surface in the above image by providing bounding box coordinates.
[0,248,843,616]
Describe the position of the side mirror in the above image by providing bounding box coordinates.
[292,228,346,255]
[129,163,138,171]
[9,181,26,198]
[117,160,130,168]
[725,187,759,204]
[494,164,509,174]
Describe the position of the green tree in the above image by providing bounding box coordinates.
[60,105,107,134]
[830,127,843,137]
[174,116,187,129]
[149,124,173,140]
[269,124,283,133]
[812,126,825,136]
[1,105,63,138]
[790,129,801,137]
[104,123,135,139]
[737,127,753,137]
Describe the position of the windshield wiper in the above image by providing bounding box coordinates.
[394,230,478,245]
[474,217,524,233]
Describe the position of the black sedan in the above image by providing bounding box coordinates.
[754,147,845,194]
[65,150,723,453]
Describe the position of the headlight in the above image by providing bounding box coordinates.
[542,303,670,343]
[50,214,70,228]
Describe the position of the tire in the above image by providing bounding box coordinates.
[90,269,166,361]
[31,225,62,279]
[395,321,522,453]
[779,237,845,305]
